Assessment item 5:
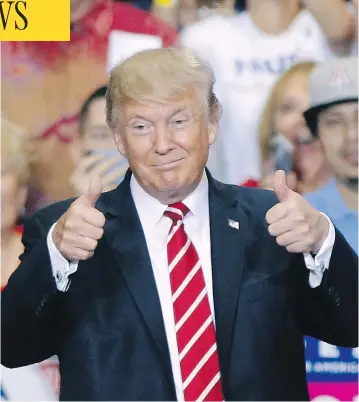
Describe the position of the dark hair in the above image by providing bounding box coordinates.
[79,86,108,136]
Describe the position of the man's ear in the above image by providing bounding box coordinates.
[113,131,127,156]
[208,103,222,145]
[208,121,219,145]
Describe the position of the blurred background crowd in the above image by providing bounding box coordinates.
[1,0,358,400]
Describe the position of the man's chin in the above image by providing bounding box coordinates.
[156,177,182,193]
[152,175,196,202]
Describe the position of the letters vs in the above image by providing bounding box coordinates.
[0,1,28,30]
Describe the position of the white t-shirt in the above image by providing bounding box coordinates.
[180,10,336,185]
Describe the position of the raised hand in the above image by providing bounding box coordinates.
[53,174,106,261]
[265,170,329,254]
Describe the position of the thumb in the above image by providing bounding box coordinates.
[273,170,291,202]
[81,174,103,207]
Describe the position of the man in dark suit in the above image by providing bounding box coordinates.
[1,48,358,401]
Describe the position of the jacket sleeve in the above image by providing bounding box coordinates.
[299,227,358,348]
[1,209,68,368]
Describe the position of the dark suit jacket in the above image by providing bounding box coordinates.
[1,171,358,401]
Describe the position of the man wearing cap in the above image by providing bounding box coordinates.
[304,57,358,254]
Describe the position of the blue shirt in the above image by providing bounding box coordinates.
[305,178,358,254]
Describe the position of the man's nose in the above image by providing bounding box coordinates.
[153,124,173,154]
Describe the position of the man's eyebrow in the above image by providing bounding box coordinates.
[127,115,154,123]
[127,107,191,123]
[168,107,195,120]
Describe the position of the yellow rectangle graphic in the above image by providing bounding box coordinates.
[0,0,70,41]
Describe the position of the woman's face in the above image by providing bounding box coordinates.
[1,173,27,233]
[273,71,325,175]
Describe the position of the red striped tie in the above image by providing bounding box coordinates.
[165,202,224,402]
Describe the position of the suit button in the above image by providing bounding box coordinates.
[328,287,334,295]
[335,296,341,306]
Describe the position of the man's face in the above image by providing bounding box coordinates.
[114,89,218,203]
[318,102,358,181]
[83,97,117,153]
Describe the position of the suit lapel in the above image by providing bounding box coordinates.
[96,171,175,395]
[208,175,253,382]
[96,170,253,394]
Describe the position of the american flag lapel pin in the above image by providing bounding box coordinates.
[228,219,239,230]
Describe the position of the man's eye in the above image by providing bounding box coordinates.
[326,119,341,126]
[132,123,151,135]
[171,118,189,128]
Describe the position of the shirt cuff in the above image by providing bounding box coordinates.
[303,213,335,288]
[47,223,79,292]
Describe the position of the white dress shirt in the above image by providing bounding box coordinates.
[47,172,335,401]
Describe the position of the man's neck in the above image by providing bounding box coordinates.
[336,178,358,212]
[247,0,301,35]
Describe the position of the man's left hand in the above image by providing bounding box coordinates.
[265,170,329,254]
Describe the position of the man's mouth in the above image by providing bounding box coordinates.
[154,159,184,169]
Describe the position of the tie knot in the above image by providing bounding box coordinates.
[164,202,189,223]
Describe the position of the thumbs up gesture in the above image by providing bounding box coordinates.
[265,170,329,254]
[53,175,106,261]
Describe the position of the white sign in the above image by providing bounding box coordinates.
[107,30,163,73]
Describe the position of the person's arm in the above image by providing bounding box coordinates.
[179,0,198,28]
[302,0,356,44]
[1,176,104,369]
[298,228,358,347]
[265,171,358,348]
[1,211,67,368]
[111,2,178,47]
[151,0,179,28]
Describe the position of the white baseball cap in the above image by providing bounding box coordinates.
[304,57,358,136]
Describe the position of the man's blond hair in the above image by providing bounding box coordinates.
[106,47,222,131]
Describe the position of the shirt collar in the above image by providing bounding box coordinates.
[130,171,209,232]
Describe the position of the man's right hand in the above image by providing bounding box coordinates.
[52,175,106,261]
